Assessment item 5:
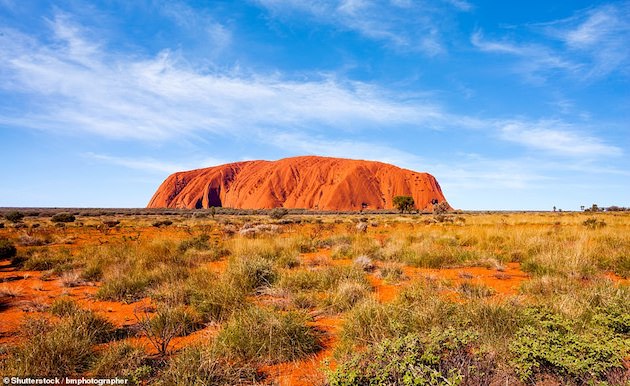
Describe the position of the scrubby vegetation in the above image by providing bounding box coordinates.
[393,195,415,213]
[51,212,76,223]
[0,210,629,384]
[328,329,495,385]
[0,237,16,259]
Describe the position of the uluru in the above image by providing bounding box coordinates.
[147,156,449,211]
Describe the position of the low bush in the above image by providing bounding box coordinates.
[51,212,76,223]
[510,307,629,384]
[0,238,17,259]
[328,328,494,385]
[152,220,173,227]
[269,207,289,219]
[102,220,120,228]
[5,211,24,223]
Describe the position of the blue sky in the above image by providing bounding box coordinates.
[0,0,628,210]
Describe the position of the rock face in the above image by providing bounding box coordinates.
[147,156,449,211]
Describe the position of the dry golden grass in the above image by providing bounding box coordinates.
[0,210,628,385]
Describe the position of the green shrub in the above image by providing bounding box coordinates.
[51,212,76,223]
[510,307,629,384]
[0,238,17,259]
[393,195,415,213]
[215,307,321,364]
[328,328,494,385]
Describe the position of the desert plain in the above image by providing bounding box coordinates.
[0,208,628,385]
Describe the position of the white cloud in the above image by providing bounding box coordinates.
[470,30,580,82]
[263,131,425,168]
[563,5,622,47]
[557,3,630,78]
[0,13,446,141]
[499,120,622,156]
[159,1,232,54]
[254,0,461,55]
[84,152,227,174]
[441,0,472,12]
[471,3,630,80]
[0,11,621,166]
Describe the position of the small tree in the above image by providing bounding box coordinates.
[134,306,189,357]
[433,201,450,214]
[393,196,415,213]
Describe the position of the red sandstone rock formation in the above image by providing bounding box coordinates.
[147,156,449,211]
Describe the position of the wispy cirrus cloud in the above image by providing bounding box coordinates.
[263,131,424,168]
[0,12,451,142]
[254,0,468,55]
[552,2,630,78]
[0,10,621,165]
[471,2,630,81]
[159,1,233,56]
[470,30,581,82]
[498,120,622,156]
[84,152,227,174]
